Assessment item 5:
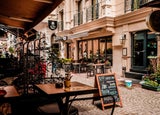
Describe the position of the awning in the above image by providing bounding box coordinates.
[68,31,88,39]
[0,0,63,39]
[68,27,113,40]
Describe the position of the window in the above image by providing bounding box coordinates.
[74,0,83,26]
[86,0,99,22]
[125,0,140,13]
[58,10,64,31]
[78,37,112,64]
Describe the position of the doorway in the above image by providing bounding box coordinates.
[131,31,157,71]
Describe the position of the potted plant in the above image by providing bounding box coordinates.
[9,46,15,56]
[142,65,160,91]
[64,71,72,88]
[150,65,160,84]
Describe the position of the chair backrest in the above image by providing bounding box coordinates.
[68,94,115,115]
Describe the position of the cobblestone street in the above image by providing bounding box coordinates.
[71,73,160,115]
[3,69,160,115]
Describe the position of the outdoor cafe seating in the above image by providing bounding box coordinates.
[33,81,115,115]
[0,54,114,115]
[0,68,116,115]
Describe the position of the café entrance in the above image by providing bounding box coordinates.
[131,30,157,72]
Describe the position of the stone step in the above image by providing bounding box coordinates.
[125,71,145,80]
[130,68,148,74]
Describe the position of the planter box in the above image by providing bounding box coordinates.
[141,84,160,91]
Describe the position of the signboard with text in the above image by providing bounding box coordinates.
[95,73,122,110]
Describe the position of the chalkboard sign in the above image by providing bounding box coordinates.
[96,73,122,110]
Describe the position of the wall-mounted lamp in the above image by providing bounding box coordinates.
[120,34,126,45]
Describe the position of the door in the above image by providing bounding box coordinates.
[132,31,147,70]
[131,31,157,71]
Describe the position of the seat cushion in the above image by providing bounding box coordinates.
[38,103,60,114]
[38,103,78,115]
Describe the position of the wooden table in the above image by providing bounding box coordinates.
[0,86,20,115]
[0,85,19,99]
[34,81,98,115]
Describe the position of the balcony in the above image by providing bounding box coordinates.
[74,11,83,26]
[125,0,141,13]
[86,3,99,22]
[140,0,160,8]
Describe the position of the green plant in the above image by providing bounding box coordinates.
[61,58,72,64]
[150,65,160,79]
[8,46,14,54]
[143,65,160,87]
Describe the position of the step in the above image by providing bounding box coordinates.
[125,71,145,80]
[130,68,148,74]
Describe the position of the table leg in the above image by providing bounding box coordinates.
[63,96,70,115]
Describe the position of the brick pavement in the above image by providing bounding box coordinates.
[71,73,160,115]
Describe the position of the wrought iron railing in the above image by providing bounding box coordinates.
[73,3,99,26]
[74,11,83,26]
[86,3,99,22]
[125,0,144,13]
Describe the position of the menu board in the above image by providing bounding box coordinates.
[96,73,122,110]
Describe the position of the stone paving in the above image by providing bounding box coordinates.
[3,67,160,115]
[70,73,160,115]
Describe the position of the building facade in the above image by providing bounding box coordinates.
[35,0,160,78]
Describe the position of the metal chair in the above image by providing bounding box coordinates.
[68,95,115,115]
[86,64,95,77]
[104,65,112,73]
[37,98,79,115]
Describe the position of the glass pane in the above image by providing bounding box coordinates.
[133,33,145,66]
[147,34,157,57]
[88,40,92,58]
[106,38,112,65]
[100,38,105,61]
[83,41,87,58]
[93,39,98,60]
[79,42,82,59]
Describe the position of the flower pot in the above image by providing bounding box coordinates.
[64,80,71,88]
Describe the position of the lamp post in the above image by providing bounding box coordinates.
[120,34,126,45]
